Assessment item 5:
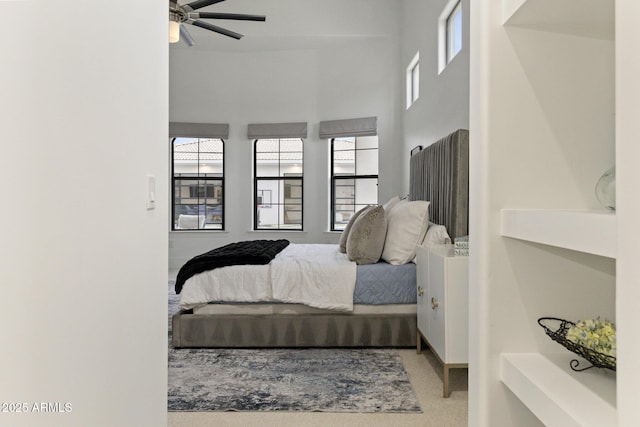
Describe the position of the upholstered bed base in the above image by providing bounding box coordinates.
[172,311,417,348]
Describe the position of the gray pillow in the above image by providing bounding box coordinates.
[346,205,388,265]
[338,206,369,253]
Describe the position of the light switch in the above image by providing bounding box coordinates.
[146,175,156,210]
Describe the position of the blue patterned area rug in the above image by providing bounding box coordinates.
[167,282,421,413]
[168,347,422,413]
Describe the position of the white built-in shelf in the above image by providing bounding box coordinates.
[501,353,616,427]
[503,0,614,40]
[501,209,616,258]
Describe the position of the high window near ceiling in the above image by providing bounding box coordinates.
[439,0,463,73]
[254,138,304,230]
[406,51,420,109]
[172,137,225,230]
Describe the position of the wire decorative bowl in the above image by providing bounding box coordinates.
[537,317,616,372]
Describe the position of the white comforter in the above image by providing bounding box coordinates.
[178,244,358,312]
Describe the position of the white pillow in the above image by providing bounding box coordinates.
[381,200,430,265]
[382,195,403,213]
[422,222,451,246]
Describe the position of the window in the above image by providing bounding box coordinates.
[331,135,379,231]
[447,1,462,63]
[172,137,224,230]
[254,138,303,230]
[406,51,420,109]
[438,0,462,73]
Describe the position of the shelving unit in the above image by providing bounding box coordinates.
[468,0,639,425]
[501,209,616,258]
[501,353,616,427]
[503,0,614,40]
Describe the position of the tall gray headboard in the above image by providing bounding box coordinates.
[409,129,469,238]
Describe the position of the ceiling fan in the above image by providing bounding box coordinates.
[169,0,266,46]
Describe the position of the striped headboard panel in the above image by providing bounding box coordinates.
[409,129,469,238]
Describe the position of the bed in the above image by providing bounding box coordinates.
[172,129,469,348]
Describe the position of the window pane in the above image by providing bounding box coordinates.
[333,137,355,151]
[283,178,303,228]
[203,203,223,229]
[355,135,378,150]
[256,158,279,177]
[354,178,378,206]
[333,177,357,230]
[173,137,198,154]
[447,2,462,63]
[411,62,419,103]
[333,139,355,175]
[280,161,303,177]
[283,203,302,227]
[355,149,378,175]
[255,139,280,153]
[173,178,223,230]
[256,179,279,228]
[333,158,355,175]
[279,138,303,153]
[255,140,279,177]
[198,139,223,176]
[453,7,462,55]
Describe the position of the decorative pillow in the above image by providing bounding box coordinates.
[338,206,369,253]
[422,222,452,246]
[381,200,430,265]
[382,195,403,213]
[346,205,388,265]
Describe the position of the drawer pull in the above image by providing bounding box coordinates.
[418,286,425,297]
[431,297,439,310]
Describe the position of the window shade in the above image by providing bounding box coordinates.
[319,116,377,139]
[169,122,230,139]
[247,122,308,139]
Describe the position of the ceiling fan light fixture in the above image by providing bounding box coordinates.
[169,12,180,43]
[169,0,265,45]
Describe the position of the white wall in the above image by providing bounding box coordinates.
[169,0,403,268]
[400,0,470,195]
[0,1,167,426]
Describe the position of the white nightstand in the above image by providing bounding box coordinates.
[416,244,469,397]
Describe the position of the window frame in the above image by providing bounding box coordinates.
[253,138,304,231]
[446,1,462,64]
[330,136,379,232]
[171,137,225,231]
[406,51,420,109]
[438,0,463,74]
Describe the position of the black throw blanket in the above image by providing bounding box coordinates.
[174,239,290,294]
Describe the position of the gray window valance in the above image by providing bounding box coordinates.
[247,122,308,139]
[319,116,377,139]
[169,122,230,139]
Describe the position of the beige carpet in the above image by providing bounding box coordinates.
[168,347,468,427]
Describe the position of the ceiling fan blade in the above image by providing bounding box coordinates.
[183,0,225,11]
[195,12,266,22]
[180,24,196,47]
[191,20,243,40]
